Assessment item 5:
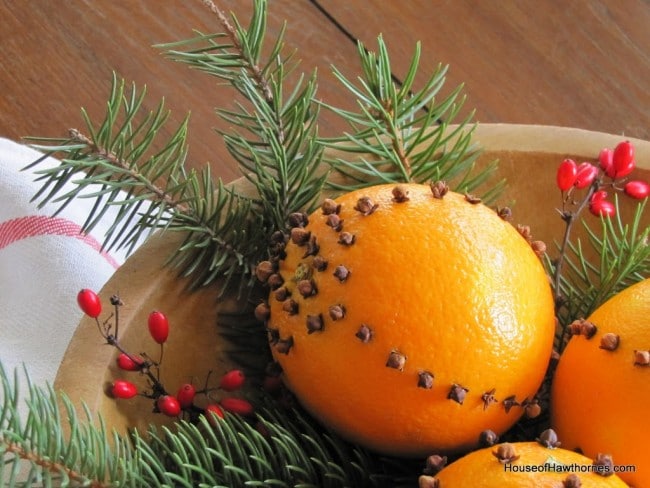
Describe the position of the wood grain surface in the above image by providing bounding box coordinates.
[1,0,648,182]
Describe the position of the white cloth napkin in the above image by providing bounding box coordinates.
[0,137,144,394]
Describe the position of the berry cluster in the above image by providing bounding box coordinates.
[551,139,649,328]
[76,289,253,421]
[556,140,649,217]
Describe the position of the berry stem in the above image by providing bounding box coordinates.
[194,370,221,398]
[114,299,120,340]
[89,292,169,397]
[553,180,598,337]
[106,335,168,396]
[93,317,104,339]
[157,343,165,381]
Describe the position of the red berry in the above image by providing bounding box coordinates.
[157,395,181,417]
[77,289,102,318]
[589,198,616,218]
[591,190,608,202]
[148,311,169,344]
[612,140,635,178]
[116,353,144,371]
[219,369,246,392]
[614,161,635,179]
[204,404,224,424]
[599,147,614,176]
[556,159,578,191]
[574,162,598,189]
[220,397,254,416]
[111,380,138,399]
[176,383,196,408]
[624,180,650,199]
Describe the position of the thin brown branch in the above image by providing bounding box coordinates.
[200,0,274,104]
[2,440,109,488]
[68,128,191,214]
[392,131,411,176]
[552,181,598,347]
[200,0,287,144]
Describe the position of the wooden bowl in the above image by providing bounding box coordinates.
[53,124,650,435]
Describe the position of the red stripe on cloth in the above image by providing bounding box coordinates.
[0,215,120,269]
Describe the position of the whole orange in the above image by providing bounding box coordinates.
[428,440,629,487]
[552,278,650,487]
[261,183,555,456]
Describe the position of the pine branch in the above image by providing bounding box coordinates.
[198,0,277,103]
[0,362,414,487]
[23,0,498,298]
[24,75,269,295]
[158,0,327,230]
[319,36,501,199]
[219,72,328,227]
[0,364,120,486]
[25,74,190,249]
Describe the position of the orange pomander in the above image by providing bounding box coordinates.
[259,183,555,457]
[427,438,629,487]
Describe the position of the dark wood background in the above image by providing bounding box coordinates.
[1,1,648,183]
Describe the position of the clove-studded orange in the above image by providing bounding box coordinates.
[551,278,650,488]
[259,183,556,457]
[428,439,629,487]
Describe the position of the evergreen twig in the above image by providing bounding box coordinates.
[23,0,496,295]
[158,0,328,229]
[319,36,503,201]
[23,80,267,295]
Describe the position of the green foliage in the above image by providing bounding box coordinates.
[24,75,268,296]
[157,0,328,227]
[25,74,193,256]
[1,363,128,486]
[320,36,502,201]
[24,0,329,296]
[0,363,415,487]
[547,197,650,348]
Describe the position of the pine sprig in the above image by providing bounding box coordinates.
[158,0,327,229]
[1,363,122,486]
[25,74,191,255]
[218,71,327,228]
[23,0,331,295]
[23,0,490,295]
[319,36,500,198]
[548,196,650,348]
[0,363,414,487]
[24,75,266,295]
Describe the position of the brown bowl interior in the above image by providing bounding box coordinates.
[53,124,650,435]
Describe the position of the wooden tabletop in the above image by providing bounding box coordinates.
[1,0,648,183]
